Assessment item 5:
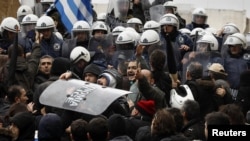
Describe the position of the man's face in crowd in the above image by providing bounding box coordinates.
[84,73,98,83]
[194,15,206,25]
[127,61,137,81]
[39,28,52,39]
[39,57,53,75]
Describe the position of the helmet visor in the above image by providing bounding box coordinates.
[197,42,209,52]
[22,24,36,33]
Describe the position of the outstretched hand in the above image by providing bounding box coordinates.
[35,31,43,44]
[134,62,143,80]
[59,71,72,80]
[135,44,145,57]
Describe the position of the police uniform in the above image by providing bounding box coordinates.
[40,33,63,58]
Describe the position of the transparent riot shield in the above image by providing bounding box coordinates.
[149,4,165,22]
[88,34,114,68]
[107,0,129,21]
[141,0,154,10]
[243,33,250,67]
[246,32,250,50]
[181,51,223,83]
[106,0,128,30]
[39,79,132,115]
[20,24,36,42]
[141,41,165,64]
[141,0,154,21]
[111,43,135,68]
[20,0,35,9]
[141,0,169,21]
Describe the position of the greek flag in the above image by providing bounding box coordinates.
[54,0,93,32]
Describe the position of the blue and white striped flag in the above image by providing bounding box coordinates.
[54,0,93,32]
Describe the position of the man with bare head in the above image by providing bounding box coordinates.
[129,67,167,110]
[33,55,54,91]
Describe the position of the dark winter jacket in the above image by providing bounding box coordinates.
[33,76,60,114]
[236,86,250,116]
[4,43,41,100]
[181,118,205,141]
[185,78,218,118]
[33,72,50,91]
[125,116,151,140]
[138,76,167,110]
[109,135,133,141]
[0,127,12,141]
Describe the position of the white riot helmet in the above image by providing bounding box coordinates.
[190,27,206,42]
[97,13,107,22]
[54,31,63,40]
[21,14,38,25]
[127,18,142,25]
[116,31,135,45]
[197,34,219,51]
[115,31,135,51]
[159,13,179,29]
[72,20,91,32]
[41,0,55,13]
[179,28,191,36]
[143,20,160,32]
[139,30,160,46]
[41,0,55,3]
[72,20,91,40]
[70,46,91,64]
[205,27,217,35]
[163,1,177,14]
[35,15,55,30]
[190,27,204,36]
[192,8,207,23]
[222,23,240,35]
[224,33,247,49]
[21,14,38,35]
[127,17,143,33]
[112,26,126,36]
[125,27,140,46]
[17,5,33,22]
[1,17,20,33]
[169,85,194,109]
[92,21,108,35]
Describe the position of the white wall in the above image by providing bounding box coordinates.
[92,0,250,33]
[175,0,250,18]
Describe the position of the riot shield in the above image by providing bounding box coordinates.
[107,0,129,21]
[111,43,135,68]
[141,41,165,64]
[149,4,165,22]
[88,34,115,68]
[181,51,223,83]
[243,33,250,68]
[106,0,128,31]
[141,0,154,10]
[20,24,36,38]
[39,79,132,115]
[20,0,35,9]
[141,0,173,25]
[246,32,250,50]
[141,0,154,21]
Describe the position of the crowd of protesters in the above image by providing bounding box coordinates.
[0,0,250,141]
